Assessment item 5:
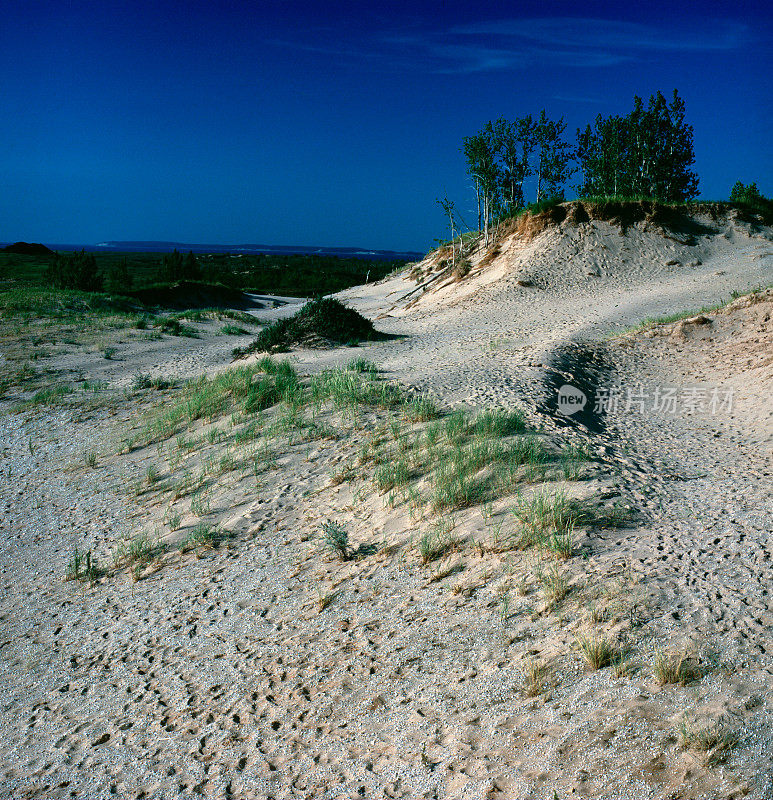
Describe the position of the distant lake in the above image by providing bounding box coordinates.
[4,241,424,261]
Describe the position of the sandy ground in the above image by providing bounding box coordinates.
[0,209,772,799]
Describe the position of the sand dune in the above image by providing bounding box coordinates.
[1,206,771,798]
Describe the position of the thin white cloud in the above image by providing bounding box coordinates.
[414,16,748,74]
[264,16,749,76]
[450,17,748,53]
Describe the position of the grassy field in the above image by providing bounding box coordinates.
[0,249,408,298]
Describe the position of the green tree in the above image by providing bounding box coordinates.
[463,130,500,245]
[45,250,102,292]
[576,90,698,202]
[105,257,133,294]
[534,110,573,203]
[488,116,535,215]
[730,181,764,204]
[159,249,201,282]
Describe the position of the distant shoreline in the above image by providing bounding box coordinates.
[0,241,424,261]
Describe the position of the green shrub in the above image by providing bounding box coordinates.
[234,297,380,356]
[45,250,102,292]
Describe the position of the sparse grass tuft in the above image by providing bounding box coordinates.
[113,531,163,574]
[470,408,526,436]
[317,588,338,611]
[576,634,619,670]
[679,717,739,765]
[405,395,440,422]
[418,518,458,565]
[654,651,701,685]
[84,450,98,468]
[347,357,377,376]
[132,372,171,391]
[537,563,570,606]
[65,547,101,583]
[179,523,229,553]
[523,659,548,696]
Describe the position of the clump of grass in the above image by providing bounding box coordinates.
[612,654,636,678]
[470,408,526,436]
[523,659,548,696]
[576,634,619,670]
[405,395,440,422]
[679,717,739,765]
[317,588,338,611]
[373,460,411,492]
[653,651,701,685]
[311,366,402,411]
[321,520,351,561]
[544,528,574,559]
[84,450,98,468]
[560,442,591,479]
[537,563,570,606]
[347,357,377,376]
[65,547,101,583]
[132,372,171,391]
[25,385,73,406]
[221,324,249,335]
[179,523,229,553]
[102,346,117,359]
[418,519,459,565]
[513,488,580,549]
[160,317,198,337]
[113,531,162,573]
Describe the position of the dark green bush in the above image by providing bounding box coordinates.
[234,297,379,356]
[45,250,103,292]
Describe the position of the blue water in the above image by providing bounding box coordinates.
[3,240,423,261]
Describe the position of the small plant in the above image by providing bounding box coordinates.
[418,519,458,565]
[470,408,526,436]
[523,659,547,696]
[373,460,411,492]
[113,531,161,571]
[66,547,100,583]
[653,650,701,685]
[165,511,182,531]
[612,654,635,678]
[102,346,117,359]
[179,523,228,553]
[145,464,160,486]
[317,587,338,611]
[321,520,351,561]
[545,528,574,559]
[537,563,570,607]
[576,634,619,670]
[221,324,249,335]
[679,717,739,765]
[514,489,576,539]
[405,395,439,422]
[84,450,98,468]
[347,357,377,375]
[132,372,171,391]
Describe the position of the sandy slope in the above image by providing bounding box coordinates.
[0,209,772,799]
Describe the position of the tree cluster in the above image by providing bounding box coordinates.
[462,110,572,244]
[158,249,201,283]
[45,250,103,292]
[576,90,698,202]
[457,90,701,242]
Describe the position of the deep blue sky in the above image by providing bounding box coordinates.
[2,0,771,251]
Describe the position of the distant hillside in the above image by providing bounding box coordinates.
[94,242,424,260]
[2,242,54,255]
